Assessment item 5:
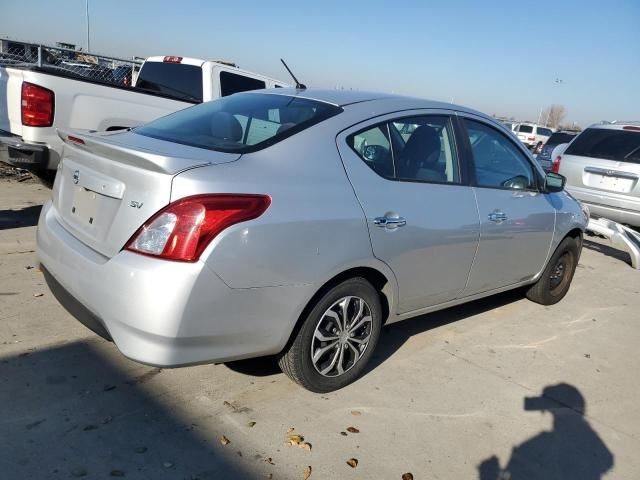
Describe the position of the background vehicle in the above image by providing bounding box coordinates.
[556,121,640,227]
[537,131,579,171]
[0,40,287,179]
[502,121,518,132]
[37,89,587,392]
[516,123,552,151]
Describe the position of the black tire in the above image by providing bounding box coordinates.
[278,277,382,392]
[526,236,580,305]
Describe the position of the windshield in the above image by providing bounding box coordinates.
[135,93,343,153]
[565,128,640,163]
[136,62,203,103]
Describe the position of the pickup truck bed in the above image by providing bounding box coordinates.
[0,65,192,172]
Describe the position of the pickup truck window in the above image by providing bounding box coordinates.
[135,92,343,153]
[136,62,203,103]
[220,71,266,97]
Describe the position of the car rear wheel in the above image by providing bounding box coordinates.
[526,236,580,305]
[278,277,382,392]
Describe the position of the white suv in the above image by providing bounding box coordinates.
[516,123,553,151]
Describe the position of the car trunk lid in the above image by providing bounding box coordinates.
[52,129,240,258]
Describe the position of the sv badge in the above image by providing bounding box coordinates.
[129,201,144,209]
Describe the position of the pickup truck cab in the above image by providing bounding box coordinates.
[0,42,288,179]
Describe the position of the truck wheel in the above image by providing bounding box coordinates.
[278,277,382,392]
[526,236,579,305]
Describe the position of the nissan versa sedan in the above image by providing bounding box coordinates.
[37,89,588,392]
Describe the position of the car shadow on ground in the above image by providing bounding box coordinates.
[477,383,614,479]
[225,288,527,379]
[583,238,632,266]
[0,204,42,230]
[0,341,261,479]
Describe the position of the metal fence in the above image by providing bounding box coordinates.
[0,39,142,87]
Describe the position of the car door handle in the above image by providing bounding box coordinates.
[374,216,407,228]
[488,211,508,223]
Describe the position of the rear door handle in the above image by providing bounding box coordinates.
[488,211,508,223]
[374,216,407,228]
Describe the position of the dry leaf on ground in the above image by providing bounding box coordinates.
[219,435,230,446]
[402,473,414,480]
[347,458,358,468]
[350,410,362,416]
[346,427,360,433]
[287,434,304,446]
[303,465,312,479]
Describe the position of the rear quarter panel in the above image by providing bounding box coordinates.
[170,119,381,290]
[0,67,24,135]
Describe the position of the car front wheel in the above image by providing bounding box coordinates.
[526,236,580,305]
[278,277,382,392]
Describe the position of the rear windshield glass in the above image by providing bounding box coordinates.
[565,128,640,163]
[547,132,577,145]
[136,62,203,103]
[518,125,533,133]
[135,93,343,153]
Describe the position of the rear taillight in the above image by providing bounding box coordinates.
[528,136,535,141]
[551,155,562,173]
[21,82,54,127]
[125,194,271,262]
[163,56,183,63]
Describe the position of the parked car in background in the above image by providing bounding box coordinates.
[502,121,518,132]
[556,122,640,227]
[0,41,288,182]
[37,89,587,392]
[537,131,579,171]
[516,123,553,151]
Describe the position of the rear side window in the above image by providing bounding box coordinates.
[220,71,266,97]
[136,62,203,103]
[518,125,534,134]
[348,116,460,184]
[135,93,342,153]
[565,128,640,163]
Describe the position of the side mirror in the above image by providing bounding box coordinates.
[545,172,566,192]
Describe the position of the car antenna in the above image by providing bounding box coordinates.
[280,59,306,90]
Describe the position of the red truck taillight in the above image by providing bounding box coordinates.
[21,82,54,127]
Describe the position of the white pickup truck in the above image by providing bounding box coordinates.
[0,42,287,180]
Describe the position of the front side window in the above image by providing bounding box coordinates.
[348,115,460,184]
[136,93,342,153]
[464,119,537,190]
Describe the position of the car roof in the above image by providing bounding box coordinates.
[587,121,640,131]
[255,87,488,116]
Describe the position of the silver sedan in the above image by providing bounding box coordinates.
[37,89,588,392]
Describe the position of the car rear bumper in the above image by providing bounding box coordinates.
[0,129,49,170]
[36,200,312,367]
[567,185,640,227]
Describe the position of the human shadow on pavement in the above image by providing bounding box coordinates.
[0,204,42,230]
[478,383,613,480]
[0,340,263,479]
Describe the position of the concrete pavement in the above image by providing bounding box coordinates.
[1,178,639,479]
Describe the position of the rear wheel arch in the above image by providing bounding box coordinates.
[282,266,393,354]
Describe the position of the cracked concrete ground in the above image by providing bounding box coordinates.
[1,178,639,479]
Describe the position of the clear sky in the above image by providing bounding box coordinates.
[2,0,638,126]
